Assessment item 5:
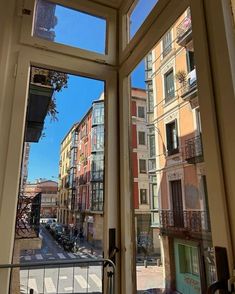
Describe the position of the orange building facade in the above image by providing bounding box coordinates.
[148,9,213,293]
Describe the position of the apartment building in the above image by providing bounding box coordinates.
[1,1,235,293]
[131,88,160,254]
[58,125,76,224]
[148,10,212,293]
[25,180,58,219]
[58,95,104,247]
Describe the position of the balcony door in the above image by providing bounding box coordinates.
[171,180,184,228]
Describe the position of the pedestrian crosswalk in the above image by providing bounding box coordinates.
[20,271,102,294]
[21,251,102,262]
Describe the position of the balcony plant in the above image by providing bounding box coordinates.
[32,67,68,121]
[175,70,187,85]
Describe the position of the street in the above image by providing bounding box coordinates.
[19,226,164,293]
[20,266,103,293]
[20,226,102,263]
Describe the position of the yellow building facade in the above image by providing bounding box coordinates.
[151,10,211,293]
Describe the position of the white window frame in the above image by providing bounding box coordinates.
[119,0,235,292]
[1,47,119,292]
[20,0,117,65]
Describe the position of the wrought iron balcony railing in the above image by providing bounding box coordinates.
[176,15,192,46]
[185,135,204,164]
[0,258,115,294]
[79,174,88,185]
[160,210,211,233]
[15,193,41,239]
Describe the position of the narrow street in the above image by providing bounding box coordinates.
[20,226,104,293]
[20,226,164,293]
[20,226,103,263]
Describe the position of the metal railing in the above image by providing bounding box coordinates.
[15,193,41,239]
[185,135,203,164]
[0,258,115,294]
[160,210,211,233]
[176,15,192,41]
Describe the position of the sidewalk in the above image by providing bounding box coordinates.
[75,238,103,257]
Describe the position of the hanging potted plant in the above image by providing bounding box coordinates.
[175,70,187,85]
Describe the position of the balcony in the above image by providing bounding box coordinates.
[90,170,104,182]
[160,210,211,234]
[181,69,198,103]
[176,15,192,46]
[15,193,41,239]
[185,135,204,164]
[25,84,54,142]
[79,174,87,185]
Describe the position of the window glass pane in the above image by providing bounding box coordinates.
[129,8,214,294]
[33,0,106,54]
[138,131,146,145]
[164,69,175,101]
[15,67,106,293]
[140,189,147,204]
[138,106,145,118]
[162,30,172,57]
[128,0,158,40]
[139,159,147,173]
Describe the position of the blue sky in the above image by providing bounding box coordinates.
[130,0,158,38]
[27,1,154,182]
[27,76,104,182]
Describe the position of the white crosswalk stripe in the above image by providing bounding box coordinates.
[28,278,38,293]
[20,273,102,293]
[89,274,102,288]
[75,275,90,289]
[67,252,76,259]
[24,256,31,261]
[45,277,56,293]
[35,254,43,260]
[57,253,66,259]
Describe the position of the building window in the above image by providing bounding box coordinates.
[138,106,145,119]
[149,129,156,158]
[91,182,103,211]
[139,159,147,173]
[166,120,179,155]
[164,69,175,102]
[140,189,147,204]
[178,244,199,276]
[152,183,158,209]
[186,50,195,72]
[145,53,152,80]
[92,125,104,152]
[162,30,172,57]
[138,131,146,145]
[147,87,154,113]
[91,154,104,181]
[92,102,104,125]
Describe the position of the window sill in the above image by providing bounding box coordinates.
[160,48,176,64]
[164,96,177,107]
[167,149,180,157]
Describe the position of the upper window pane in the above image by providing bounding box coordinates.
[128,0,158,40]
[33,0,106,54]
